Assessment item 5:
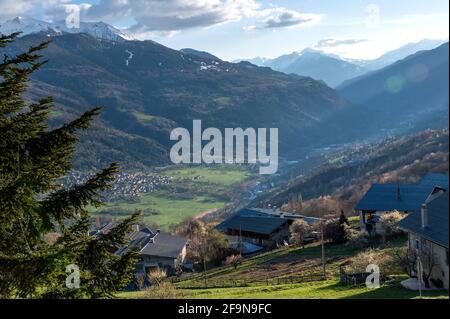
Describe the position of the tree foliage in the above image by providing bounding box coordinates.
[0,33,140,298]
[289,219,312,247]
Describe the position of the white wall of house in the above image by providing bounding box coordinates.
[409,233,449,289]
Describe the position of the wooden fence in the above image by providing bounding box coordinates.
[170,274,325,289]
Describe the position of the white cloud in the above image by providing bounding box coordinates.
[85,0,263,31]
[242,25,256,32]
[0,0,322,38]
[0,0,39,20]
[77,0,321,35]
[315,38,368,48]
[261,8,321,29]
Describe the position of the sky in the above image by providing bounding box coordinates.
[0,0,448,61]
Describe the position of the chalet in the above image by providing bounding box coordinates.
[216,208,319,249]
[216,208,291,249]
[97,223,187,275]
[397,190,449,290]
[356,173,448,235]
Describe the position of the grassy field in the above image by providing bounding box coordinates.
[162,166,249,186]
[92,166,251,230]
[117,235,449,299]
[180,279,448,299]
[98,192,227,230]
[118,278,447,299]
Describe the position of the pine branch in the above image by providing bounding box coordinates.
[40,163,120,227]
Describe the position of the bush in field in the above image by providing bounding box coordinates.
[323,219,346,244]
[147,268,167,286]
[345,226,370,249]
[380,211,405,237]
[348,248,404,277]
[187,221,230,266]
[143,282,185,299]
[225,254,243,269]
[290,219,313,247]
[339,210,349,226]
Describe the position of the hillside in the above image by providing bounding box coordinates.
[2,33,351,169]
[336,43,449,140]
[118,238,448,299]
[256,129,449,213]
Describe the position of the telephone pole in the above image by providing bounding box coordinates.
[321,220,326,279]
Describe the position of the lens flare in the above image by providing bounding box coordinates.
[384,75,405,94]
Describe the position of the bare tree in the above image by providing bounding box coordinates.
[290,219,312,248]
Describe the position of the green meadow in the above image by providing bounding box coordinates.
[91,166,251,230]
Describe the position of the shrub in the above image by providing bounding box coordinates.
[345,227,370,249]
[380,211,405,237]
[225,254,243,269]
[290,219,313,247]
[147,268,167,286]
[142,282,185,299]
[339,210,349,226]
[323,219,346,244]
[187,226,230,266]
[347,248,404,277]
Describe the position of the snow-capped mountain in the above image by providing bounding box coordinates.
[0,16,134,41]
[239,48,367,87]
[349,39,447,70]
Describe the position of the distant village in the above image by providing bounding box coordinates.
[63,171,172,202]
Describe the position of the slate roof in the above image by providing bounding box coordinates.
[140,232,187,259]
[102,223,186,259]
[216,209,289,235]
[356,173,449,212]
[419,173,449,189]
[356,184,432,212]
[397,192,449,248]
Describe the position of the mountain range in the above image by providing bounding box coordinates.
[0,16,133,41]
[351,39,447,70]
[337,42,449,138]
[236,49,367,87]
[1,17,448,170]
[237,39,446,87]
[2,30,352,168]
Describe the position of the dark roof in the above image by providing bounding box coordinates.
[356,184,432,212]
[216,209,289,235]
[419,173,449,189]
[397,192,449,248]
[356,173,449,212]
[140,232,187,259]
[109,224,186,259]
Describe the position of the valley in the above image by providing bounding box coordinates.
[87,165,257,230]
[0,10,449,302]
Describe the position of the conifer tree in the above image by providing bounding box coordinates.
[0,33,140,298]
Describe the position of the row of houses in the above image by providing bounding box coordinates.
[95,172,448,291]
[216,172,449,290]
